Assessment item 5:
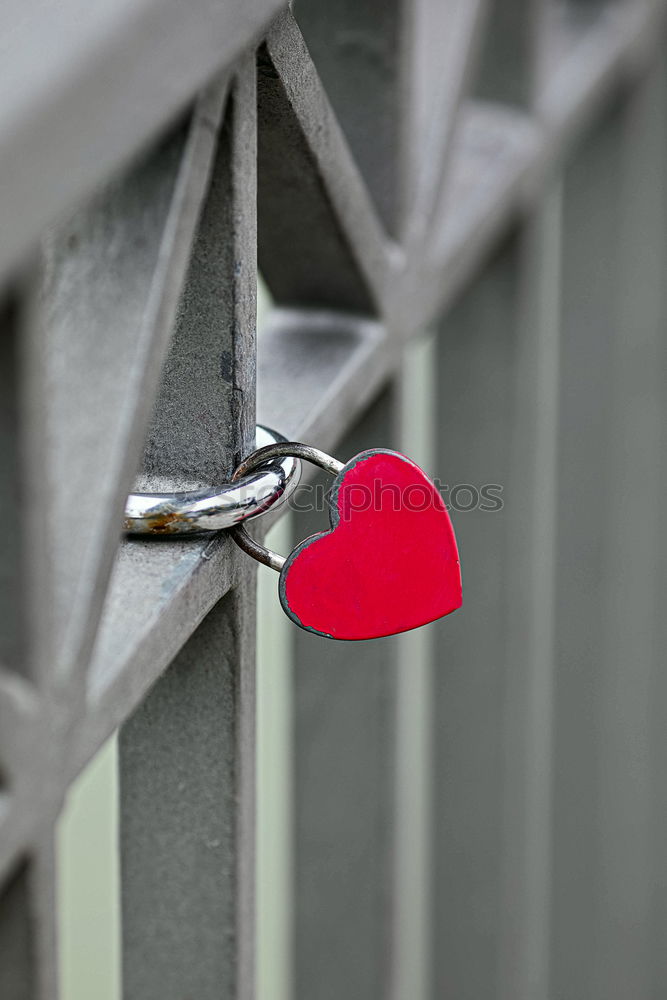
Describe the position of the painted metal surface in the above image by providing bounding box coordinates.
[279,450,461,640]
[0,2,666,999]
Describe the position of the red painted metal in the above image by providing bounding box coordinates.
[279,449,462,640]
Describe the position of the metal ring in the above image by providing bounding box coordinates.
[230,442,344,572]
[124,426,301,534]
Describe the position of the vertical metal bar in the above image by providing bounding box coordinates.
[256,518,294,1000]
[497,187,561,1000]
[31,835,59,1000]
[291,389,398,1000]
[120,584,256,1000]
[0,296,26,675]
[0,286,54,686]
[390,335,437,1000]
[433,233,525,1000]
[119,54,257,1000]
[551,72,665,998]
[474,0,541,106]
[589,52,667,1000]
[292,0,412,235]
[649,63,667,990]
[141,81,256,486]
[0,863,35,1000]
[649,59,667,990]
[550,102,621,1000]
[407,0,489,251]
[0,840,60,1000]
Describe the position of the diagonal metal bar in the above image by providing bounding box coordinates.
[260,10,399,313]
[405,0,490,252]
[0,0,283,284]
[31,78,230,715]
[475,0,544,106]
[293,0,414,238]
[0,670,54,892]
[0,294,35,680]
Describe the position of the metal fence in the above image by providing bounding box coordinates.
[2,0,667,997]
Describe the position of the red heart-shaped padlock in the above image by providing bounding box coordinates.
[279,449,462,640]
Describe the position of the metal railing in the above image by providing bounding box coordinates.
[1,1,667,997]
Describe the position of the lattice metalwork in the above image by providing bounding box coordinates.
[1,1,667,997]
